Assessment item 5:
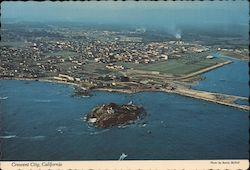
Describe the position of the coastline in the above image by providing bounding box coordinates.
[219,51,249,61]
[0,77,86,90]
[1,77,249,111]
[174,60,232,80]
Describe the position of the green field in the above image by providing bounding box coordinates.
[120,52,227,76]
[83,62,126,76]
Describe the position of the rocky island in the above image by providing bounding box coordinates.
[85,102,145,128]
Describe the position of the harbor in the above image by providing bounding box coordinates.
[0,79,248,160]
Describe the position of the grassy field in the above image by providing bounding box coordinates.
[83,62,107,74]
[120,52,227,76]
[83,62,126,77]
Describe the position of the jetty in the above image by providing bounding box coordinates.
[3,77,248,111]
[162,88,249,111]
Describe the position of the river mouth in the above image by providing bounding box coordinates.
[0,80,248,160]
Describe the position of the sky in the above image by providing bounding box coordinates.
[1,1,249,29]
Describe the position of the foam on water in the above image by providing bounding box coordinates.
[56,126,67,134]
[0,135,46,140]
[34,99,52,103]
[0,135,17,139]
[23,136,46,140]
[90,129,110,135]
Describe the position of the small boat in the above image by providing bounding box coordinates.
[118,153,128,160]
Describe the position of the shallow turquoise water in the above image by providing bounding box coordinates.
[0,80,248,160]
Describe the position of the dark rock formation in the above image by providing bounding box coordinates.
[85,102,145,128]
[72,87,91,97]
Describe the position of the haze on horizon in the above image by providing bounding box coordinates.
[1,1,249,37]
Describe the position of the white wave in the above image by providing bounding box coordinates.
[0,135,46,140]
[56,126,67,134]
[34,99,52,103]
[81,95,90,98]
[0,96,8,100]
[0,135,17,139]
[21,136,46,140]
[29,136,46,139]
[90,129,110,135]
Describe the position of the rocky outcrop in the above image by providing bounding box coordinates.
[72,87,91,97]
[85,102,145,128]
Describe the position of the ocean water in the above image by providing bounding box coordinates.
[193,52,249,97]
[0,80,248,160]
